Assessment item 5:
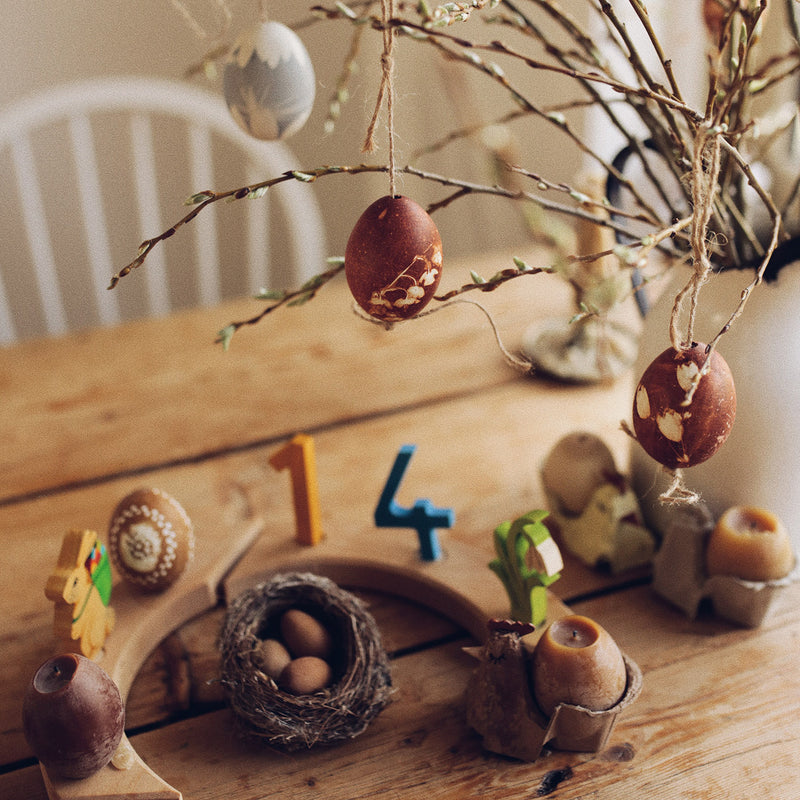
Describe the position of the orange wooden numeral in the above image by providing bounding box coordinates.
[269,434,324,546]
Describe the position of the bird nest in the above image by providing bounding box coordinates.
[219,572,393,750]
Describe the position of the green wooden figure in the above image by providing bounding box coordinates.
[489,510,563,626]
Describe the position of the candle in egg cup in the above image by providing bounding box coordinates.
[531,614,628,718]
[23,653,125,779]
[705,506,795,582]
[652,501,797,627]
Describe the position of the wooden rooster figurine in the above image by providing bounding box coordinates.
[464,619,544,761]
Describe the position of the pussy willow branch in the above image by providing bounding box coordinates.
[506,0,689,203]
[705,135,785,352]
[216,235,667,342]
[393,21,672,226]
[708,4,792,261]
[216,259,347,343]
[591,0,694,188]
[108,162,653,291]
[711,4,765,129]
[496,1,689,222]
[598,0,687,148]
[389,17,705,120]
[386,12,709,245]
[215,257,547,343]
[145,0,795,354]
[314,3,708,131]
[626,0,684,102]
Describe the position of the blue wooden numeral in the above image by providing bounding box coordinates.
[374,445,454,562]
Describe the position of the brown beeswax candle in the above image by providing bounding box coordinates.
[706,506,794,582]
[532,614,627,718]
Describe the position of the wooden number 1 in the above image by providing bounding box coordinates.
[269,434,324,546]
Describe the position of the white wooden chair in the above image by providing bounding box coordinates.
[0,76,326,344]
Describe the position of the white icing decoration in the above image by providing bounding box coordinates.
[121,522,162,573]
[656,409,684,442]
[108,490,193,586]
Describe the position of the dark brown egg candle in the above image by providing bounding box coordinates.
[22,653,125,779]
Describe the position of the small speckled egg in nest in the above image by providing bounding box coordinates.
[345,195,443,321]
[108,488,194,591]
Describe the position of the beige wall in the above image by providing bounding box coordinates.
[2,2,794,267]
[0,1,580,274]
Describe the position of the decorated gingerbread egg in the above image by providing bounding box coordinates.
[345,195,443,321]
[223,20,316,140]
[632,343,736,469]
[108,488,194,591]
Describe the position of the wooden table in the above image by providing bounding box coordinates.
[2,262,798,799]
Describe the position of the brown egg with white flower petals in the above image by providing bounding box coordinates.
[345,195,443,321]
[632,343,736,470]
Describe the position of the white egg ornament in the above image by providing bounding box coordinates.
[108,488,194,592]
[345,195,443,321]
[223,20,316,140]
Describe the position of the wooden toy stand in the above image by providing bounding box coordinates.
[40,517,572,800]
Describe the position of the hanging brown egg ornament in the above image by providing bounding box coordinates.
[632,343,736,470]
[702,0,727,42]
[345,195,443,321]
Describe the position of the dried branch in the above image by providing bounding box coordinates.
[109,0,800,350]
[110,161,663,292]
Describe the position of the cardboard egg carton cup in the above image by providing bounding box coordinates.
[533,653,643,756]
[652,503,799,628]
[465,622,642,762]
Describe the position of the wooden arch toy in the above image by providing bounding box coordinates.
[39,512,570,800]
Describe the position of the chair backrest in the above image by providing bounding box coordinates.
[0,76,326,344]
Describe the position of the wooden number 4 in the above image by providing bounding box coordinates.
[374,444,454,562]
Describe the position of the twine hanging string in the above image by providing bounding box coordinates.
[627,125,723,509]
[668,124,723,353]
[363,0,398,197]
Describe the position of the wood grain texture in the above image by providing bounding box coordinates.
[4,253,797,799]
[0,261,574,503]
[19,581,795,800]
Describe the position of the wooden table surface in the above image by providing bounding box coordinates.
[2,260,798,799]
